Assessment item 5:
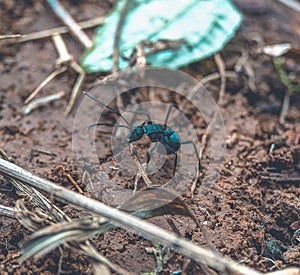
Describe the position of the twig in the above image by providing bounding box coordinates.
[0,34,22,40]
[276,0,300,12]
[214,53,226,106]
[179,71,238,117]
[21,91,65,115]
[52,33,73,65]
[273,57,299,124]
[227,45,257,92]
[200,54,227,157]
[169,70,237,197]
[31,148,57,157]
[0,204,15,219]
[279,90,291,124]
[24,34,84,115]
[191,56,228,196]
[0,157,262,275]
[113,0,132,73]
[129,144,153,188]
[0,149,69,223]
[64,68,86,115]
[3,17,104,44]
[66,173,84,194]
[24,66,67,104]
[112,0,132,110]
[78,243,132,275]
[46,0,92,49]
[51,33,86,115]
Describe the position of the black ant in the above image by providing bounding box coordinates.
[84,92,200,180]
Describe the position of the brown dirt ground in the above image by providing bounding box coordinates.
[0,0,300,274]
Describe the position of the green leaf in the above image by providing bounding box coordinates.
[81,0,242,73]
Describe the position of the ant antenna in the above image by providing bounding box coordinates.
[83,91,131,127]
[87,123,131,131]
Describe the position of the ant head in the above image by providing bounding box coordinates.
[127,126,144,143]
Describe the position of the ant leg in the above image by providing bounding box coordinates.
[163,144,178,177]
[173,152,178,176]
[181,140,200,171]
[181,140,201,197]
[146,142,158,173]
[164,103,180,129]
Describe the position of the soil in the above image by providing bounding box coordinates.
[0,0,300,274]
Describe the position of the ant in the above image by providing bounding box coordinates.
[84,92,200,182]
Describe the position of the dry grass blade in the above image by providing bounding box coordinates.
[65,70,86,115]
[0,204,15,218]
[18,216,106,261]
[113,0,132,73]
[0,149,130,274]
[0,149,69,223]
[120,187,200,226]
[24,66,67,104]
[2,17,104,44]
[129,143,153,187]
[17,214,131,274]
[21,91,65,115]
[78,243,133,275]
[19,187,199,262]
[46,0,92,49]
[15,199,54,232]
[0,34,22,40]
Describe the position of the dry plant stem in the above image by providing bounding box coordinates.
[199,54,227,160]
[66,173,84,194]
[227,45,256,92]
[3,17,104,44]
[180,71,237,118]
[79,244,132,275]
[133,162,148,194]
[214,53,226,106]
[0,158,261,275]
[113,0,132,73]
[236,49,256,92]
[52,33,72,65]
[191,57,228,195]
[190,169,199,200]
[279,89,291,125]
[0,204,15,219]
[24,66,67,104]
[52,33,86,115]
[21,91,65,115]
[277,0,300,12]
[129,144,152,187]
[65,69,86,115]
[46,0,92,49]
[113,0,131,109]
[0,149,69,223]
[184,70,235,196]
[32,148,57,157]
[0,34,22,40]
